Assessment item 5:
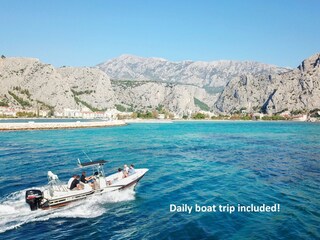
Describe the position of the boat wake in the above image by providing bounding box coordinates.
[0,187,136,233]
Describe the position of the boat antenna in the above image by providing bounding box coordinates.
[82,150,93,162]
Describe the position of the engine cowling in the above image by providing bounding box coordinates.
[25,189,43,211]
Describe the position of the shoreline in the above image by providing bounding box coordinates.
[125,119,173,124]
[0,120,126,131]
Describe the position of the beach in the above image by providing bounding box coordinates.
[0,120,126,131]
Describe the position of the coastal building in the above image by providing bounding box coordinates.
[157,114,165,119]
[253,113,264,120]
[0,107,17,117]
[63,108,82,118]
[60,107,120,120]
[292,114,308,121]
[280,111,291,118]
[104,109,119,120]
[199,110,216,118]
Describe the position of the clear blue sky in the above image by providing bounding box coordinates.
[1,0,319,67]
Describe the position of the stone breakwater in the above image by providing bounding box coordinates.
[0,120,126,131]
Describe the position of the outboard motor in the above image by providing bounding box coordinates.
[25,189,43,211]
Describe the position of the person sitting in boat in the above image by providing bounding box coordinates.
[113,168,124,181]
[70,175,83,190]
[80,171,93,183]
[128,164,136,175]
[123,165,129,178]
[67,174,76,189]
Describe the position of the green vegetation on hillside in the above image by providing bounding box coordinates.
[115,104,126,112]
[310,108,320,117]
[111,80,149,88]
[115,103,135,112]
[36,100,55,116]
[211,115,229,120]
[8,91,31,108]
[16,112,36,117]
[290,109,306,115]
[156,104,165,113]
[137,111,153,119]
[73,95,104,112]
[0,99,9,107]
[192,112,207,119]
[71,89,94,95]
[194,97,210,111]
[261,115,286,121]
[13,86,31,98]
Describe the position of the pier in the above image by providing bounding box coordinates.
[0,120,126,131]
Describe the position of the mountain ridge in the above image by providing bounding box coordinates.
[97,54,290,89]
[215,53,320,114]
[1,53,319,117]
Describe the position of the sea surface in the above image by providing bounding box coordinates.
[0,121,319,240]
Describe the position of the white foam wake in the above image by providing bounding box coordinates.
[0,187,135,233]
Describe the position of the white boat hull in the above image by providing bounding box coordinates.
[27,168,148,210]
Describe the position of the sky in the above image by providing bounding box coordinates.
[1,0,319,67]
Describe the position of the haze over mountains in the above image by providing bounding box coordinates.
[0,53,319,116]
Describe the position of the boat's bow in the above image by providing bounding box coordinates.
[105,168,149,190]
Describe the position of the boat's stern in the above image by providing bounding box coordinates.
[25,189,44,211]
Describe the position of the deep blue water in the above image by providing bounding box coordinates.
[0,122,319,239]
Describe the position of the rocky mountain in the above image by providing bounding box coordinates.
[0,57,214,115]
[57,67,114,110]
[215,53,320,114]
[0,57,120,113]
[111,80,216,115]
[97,54,289,91]
[1,53,319,117]
[0,57,77,112]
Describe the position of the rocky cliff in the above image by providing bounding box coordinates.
[1,53,319,117]
[57,67,115,110]
[215,53,320,114]
[0,57,77,111]
[97,54,289,91]
[0,57,215,114]
[111,80,216,115]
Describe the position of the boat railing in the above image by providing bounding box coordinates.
[47,171,69,192]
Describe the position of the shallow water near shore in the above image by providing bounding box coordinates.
[0,122,319,239]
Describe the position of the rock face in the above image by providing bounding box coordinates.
[0,57,116,112]
[215,53,320,114]
[111,80,217,115]
[0,57,215,114]
[97,54,289,90]
[0,57,77,111]
[57,67,114,110]
[1,53,319,116]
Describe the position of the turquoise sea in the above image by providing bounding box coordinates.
[0,122,319,239]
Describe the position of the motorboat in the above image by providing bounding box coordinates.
[25,160,148,211]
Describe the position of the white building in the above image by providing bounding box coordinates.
[63,108,82,118]
[0,107,16,117]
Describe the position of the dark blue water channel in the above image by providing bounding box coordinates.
[0,121,319,239]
